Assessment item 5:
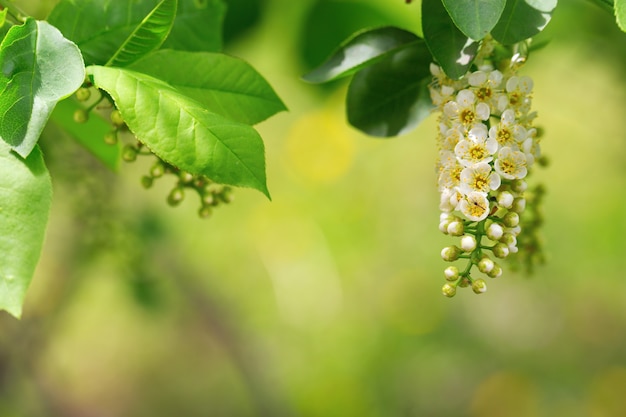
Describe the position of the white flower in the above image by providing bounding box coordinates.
[468,69,503,105]
[438,156,463,191]
[459,162,501,195]
[489,109,527,149]
[454,124,498,167]
[459,191,490,222]
[438,125,465,151]
[495,147,528,179]
[499,75,533,114]
[443,89,490,128]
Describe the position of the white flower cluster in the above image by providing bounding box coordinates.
[430,49,543,297]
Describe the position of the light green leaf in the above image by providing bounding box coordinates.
[346,42,434,137]
[422,0,478,79]
[491,0,557,45]
[0,19,85,157]
[129,50,286,125]
[302,26,421,84]
[0,143,52,318]
[48,0,224,66]
[616,0,626,31]
[106,0,178,67]
[0,9,7,28]
[50,99,121,171]
[87,65,270,198]
[442,0,506,40]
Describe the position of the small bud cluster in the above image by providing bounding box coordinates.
[430,37,546,297]
[139,156,234,218]
[73,83,233,219]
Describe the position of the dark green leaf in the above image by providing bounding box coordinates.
[48,0,224,66]
[302,26,421,84]
[422,0,478,79]
[491,0,557,45]
[616,0,626,31]
[87,65,270,198]
[346,41,434,137]
[0,143,52,318]
[50,99,121,171]
[442,0,506,40]
[106,0,178,67]
[163,0,225,52]
[129,50,286,125]
[0,19,85,157]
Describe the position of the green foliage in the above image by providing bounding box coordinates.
[162,0,225,52]
[0,18,84,157]
[87,65,270,198]
[50,98,121,171]
[106,0,178,67]
[615,0,626,31]
[442,0,506,40]
[302,26,421,83]
[0,143,52,318]
[491,0,558,45]
[346,43,433,136]
[129,50,286,125]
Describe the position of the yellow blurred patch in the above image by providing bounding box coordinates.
[470,371,540,417]
[587,367,626,417]
[285,109,356,184]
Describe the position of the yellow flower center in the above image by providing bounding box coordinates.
[477,87,491,101]
[497,127,511,146]
[469,145,485,161]
[460,109,475,125]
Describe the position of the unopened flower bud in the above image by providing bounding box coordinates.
[512,180,528,193]
[497,191,514,209]
[511,197,526,213]
[75,87,91,102]
[461,235,477,252]
[487,263,503,278]
[103,130,118,145]
[198,205,213,218]
[439,220,451,234]
[141,175,153,189]
[444,266,459,281]
[167,187,185,206]
[502,212,520,227]
[442,283,457,298]
[472,278,487,294]
[73,109,89,123]
[486,223,504,240]
[110,109,125,127]
[150,162,165,178]
[122,145,137,162]
[447,221,464,236]
[500,233,517,246]
[441,246,461,261]
[478,257,495,273]
[493,242,510,258]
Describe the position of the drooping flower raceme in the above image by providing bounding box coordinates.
[430,39,545,297]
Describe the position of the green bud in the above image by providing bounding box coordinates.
[198,205,213,219]
[492,242,510,258]
[73,109,89,123]
[122,145,137,162]
[110,109,125,127]
[511,197,526,213]
[150,162,165,178]
[179,171,194,184]
[500,233,516,246]
[75,87,91,102]
[478,256,495,273]
[167,187,185,206]
[141,175,153,189]
[458,277,470,288]
[104,130,118,145]
[487,263,503,278]
[442,283,457,298]
[201,193,215,206]
[444,266,459,281]
[502,212,520,227]
[447,220,464,236]
[511,180,527,193]
[472,278,487,294]
[441,246,461,262]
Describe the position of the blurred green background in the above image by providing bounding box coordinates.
[2,0,626,416]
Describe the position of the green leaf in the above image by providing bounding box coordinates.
[616,0,626,31]
[50,99,121,171]
[106,0,178,67]
[87,65,270,198]
[129,50,286,125]
[0,19,85,157]
[346,41,434,137]
[302,26,421,84]
[48,0,224,66]
[0,143,52,318]
[162,0,225,52]
[491,0,558,45]
[442,0,506,40]
[0,9,7,28]
[422,0,478,79]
